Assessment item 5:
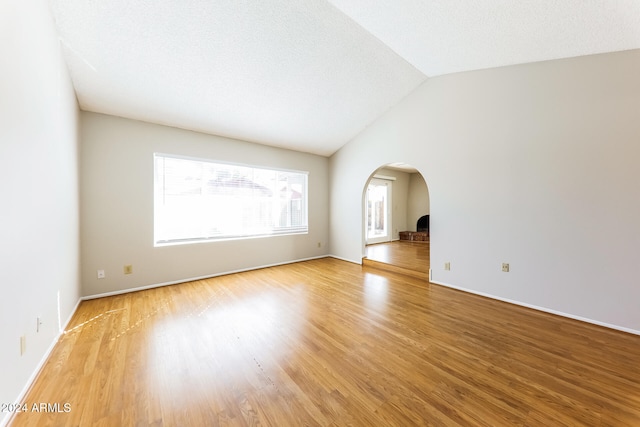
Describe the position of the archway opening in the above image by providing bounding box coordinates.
[361,163,430,280]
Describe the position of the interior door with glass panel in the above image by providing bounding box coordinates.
[366,178,392,244]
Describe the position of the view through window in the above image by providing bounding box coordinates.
[154,154,308,245]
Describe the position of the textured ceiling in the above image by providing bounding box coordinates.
[327,0,640,76]
[49,0,640,156]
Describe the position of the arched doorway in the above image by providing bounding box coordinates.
[362,163,430,280]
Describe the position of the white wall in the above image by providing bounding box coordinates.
[329,49,640,333]
[0,0,81,421]
[407,173,429,231]
[81,112,329,297]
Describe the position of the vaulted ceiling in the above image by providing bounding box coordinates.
[49,0,640,156]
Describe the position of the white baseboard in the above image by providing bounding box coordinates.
[1,298,82,427]
[82,255,330,300]
[430,280,640,337]
[328,254,362,265]
[60,298,82,334]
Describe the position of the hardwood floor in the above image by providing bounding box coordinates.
[11,257,640,426]
[363,240,430,280]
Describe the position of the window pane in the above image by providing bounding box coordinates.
[154,154,308,244]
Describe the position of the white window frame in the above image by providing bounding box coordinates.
[154,153,308,246]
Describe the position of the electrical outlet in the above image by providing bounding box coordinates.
[502,263,510,272]
[124,265,133,275]
[444,262,450,271]
[20,336,26,356]
[37,317,43,333]
[317,242,321,248]
[97,270,105,279]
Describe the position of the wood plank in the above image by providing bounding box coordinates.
[362,257,429,280]
[11,258,640,426]
[364,240,430,275]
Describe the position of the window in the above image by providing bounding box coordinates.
[154,154,308,245]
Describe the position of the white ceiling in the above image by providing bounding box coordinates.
[49,0,640,156]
